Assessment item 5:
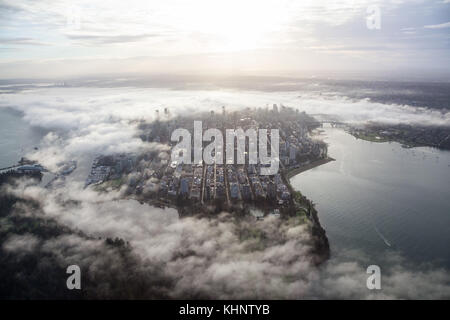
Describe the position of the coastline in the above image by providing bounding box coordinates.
[284,157,336,180]
[281,158,335,264]
[102,155,336,265]
[347,127,450,151]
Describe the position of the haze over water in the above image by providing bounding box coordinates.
[0,108,44,169]
[291,126,450,269]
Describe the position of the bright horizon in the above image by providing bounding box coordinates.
[0,0,449,80]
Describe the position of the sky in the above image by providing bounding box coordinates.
[0,0,449,79]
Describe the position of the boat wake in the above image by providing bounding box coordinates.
[374,226,392,247]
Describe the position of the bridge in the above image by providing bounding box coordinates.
[306,114,347,127]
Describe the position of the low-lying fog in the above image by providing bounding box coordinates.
[1,84,449,299]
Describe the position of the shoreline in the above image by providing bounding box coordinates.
[284,157,335,180]
[347,126,450,152]
[280,158,334,263]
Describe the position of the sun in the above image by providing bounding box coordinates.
[176,0,291,52]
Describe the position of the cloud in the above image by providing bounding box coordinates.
[0,84,448,169]
[3,179,450,299]
[0,84,449,298]
[424,22,450,29]
[1,0,449,78]
[0,37,51,46]
[3,233,40,253]
[0,86,173,170]
[66,33,159,45]
[2,85,449,126]
[309,254,450,299]
[3,178,319,298]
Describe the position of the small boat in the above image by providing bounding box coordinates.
[374,226,391,247]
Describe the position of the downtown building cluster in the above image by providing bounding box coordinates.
[83,105,328,214]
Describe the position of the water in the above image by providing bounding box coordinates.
[290,127,450,269]
[0,108,44,168]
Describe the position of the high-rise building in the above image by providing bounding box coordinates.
[267,181,277,200]
[180,177,189,196]
[230,182,239,199]
[289,146,297,162]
